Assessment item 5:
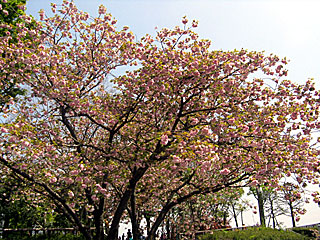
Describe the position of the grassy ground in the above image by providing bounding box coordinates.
[198,227,318,240]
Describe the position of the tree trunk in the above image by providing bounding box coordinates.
[107,187,133,240]
[131,189,139,240]
[145,213,151,236]
[256,187,266,227]
[94,210,104,240]
[146,175,247,239]
[231,204,239,228]
[223,210,227,226]
[107,167,148,240]
[147,204,173,240]
[240,210,244,226]
[289,201,296,227]
[269,196,276,229]
[166,217,170,240]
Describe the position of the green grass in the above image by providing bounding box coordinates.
[198,227,314,240]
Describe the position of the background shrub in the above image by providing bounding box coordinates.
[0,232,85,240]
[291,227,319,239]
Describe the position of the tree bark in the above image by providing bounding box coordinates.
[145,213,151,236]
[289,201,296,227]
[147,203,173,240]
[231,204,239,228]
[107,167,148,240]
[240,210,244,226]
[131,189,139,240]
[269,195,276,229]
[93,204,105,240]
[166,217,170,240]
[256,187,266,227]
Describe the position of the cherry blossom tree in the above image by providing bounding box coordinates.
[0,0,32,107]
[1,1,320,240]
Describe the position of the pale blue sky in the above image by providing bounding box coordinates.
[26,0,320,228]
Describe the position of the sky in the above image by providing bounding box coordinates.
[25,0,320,230]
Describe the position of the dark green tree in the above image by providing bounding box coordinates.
[0,173,42,238]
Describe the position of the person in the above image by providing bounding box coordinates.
[138,230,146,240]
[155,232,160,240]
[127,229,133,240]
[160,233,166,240]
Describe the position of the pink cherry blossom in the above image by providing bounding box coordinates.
[68,191,74,198]
[98,4,107,15]
[182,16,188,24]
[50,177,57,183]
[220,168,231,176]
[0,127,8,133]
[70,170,79,176]
[192,20,198,28]
[160,134,169,145]
[64,178,74,185]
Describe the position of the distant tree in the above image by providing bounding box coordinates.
[252,182,307,229]
[265,190,282,228]
[177,194,231,235]
[226,188,248,228]
[279,182,306,227]
[0,173,45,238]
[0,171,73,239]
[261,187,287,229]
[249,186,268,227]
